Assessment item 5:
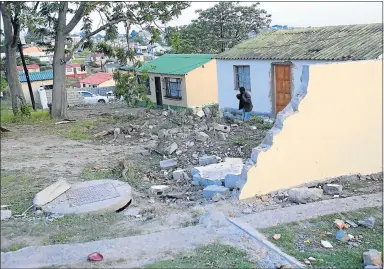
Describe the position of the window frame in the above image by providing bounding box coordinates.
[164,77,182,100]
[234,65,251,91]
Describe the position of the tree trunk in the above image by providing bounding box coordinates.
[51,2,68,119]
[0,3,26,114]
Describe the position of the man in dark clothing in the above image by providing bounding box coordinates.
[236,87,253,121]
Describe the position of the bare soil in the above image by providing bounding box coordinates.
[1,103,382,251]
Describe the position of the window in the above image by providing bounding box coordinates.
[83,84,86,87]
[93,85,97,88]
[234,66,251,91]
[165,77,182,99]
[81,92,93,97]
[137,75,151,95]
[44,85,53,90]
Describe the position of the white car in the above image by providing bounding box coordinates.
[78,91,108,104]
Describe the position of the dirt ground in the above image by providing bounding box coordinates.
[1,103,382,251]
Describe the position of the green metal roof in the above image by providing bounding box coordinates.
[123,54,215,75]
[18,70,53,82]
[216,23,383,61]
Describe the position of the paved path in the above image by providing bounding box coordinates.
[237,192,382,228]
[2,193,381,269]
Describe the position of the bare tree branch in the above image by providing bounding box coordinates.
[64,3,87,35]
[33,2,40,12]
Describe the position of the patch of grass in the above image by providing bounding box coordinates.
[231,135,251,146]
[57,120,96,140]
[145,243,256,268]
[260,122,274,130]
[8,243,26,252]
[260,207,383,268]
[81,167,117,180]
[1,109,51,125]
[249,116,264,125]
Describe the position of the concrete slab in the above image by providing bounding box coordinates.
[41,180,132,215]
[160,159,178,168]
[33,179,71,208]
[203,185,230,199]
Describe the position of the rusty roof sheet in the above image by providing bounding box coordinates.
[216,23,383,61]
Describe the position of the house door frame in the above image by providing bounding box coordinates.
[271,62,293,116]
[154,76,163,106]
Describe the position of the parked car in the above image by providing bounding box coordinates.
[78,91,108,104]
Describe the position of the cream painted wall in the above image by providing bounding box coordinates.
[99,79,116,87]
[185,59,218,107]
[147,73,188,107]
[22,80,53,106]
[240,60,383,199]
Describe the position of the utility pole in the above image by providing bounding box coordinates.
[18,37,36,110]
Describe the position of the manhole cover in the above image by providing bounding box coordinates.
[66,182,120,207]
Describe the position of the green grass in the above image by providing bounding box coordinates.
[260,207,383,268]
[71,58,86,64]
[145,243,256,268]
[1,109,51,124]
[81,166,117,180]
[56,120,96,140]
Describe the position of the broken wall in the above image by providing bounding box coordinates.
[240,60,383,200]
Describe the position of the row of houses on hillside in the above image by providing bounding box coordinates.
[119,23,383,117]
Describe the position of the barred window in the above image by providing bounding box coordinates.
[234,66,251,91]
[165,78,182,99]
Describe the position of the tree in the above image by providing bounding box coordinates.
[30,2,190,119]
[0,55,42,71]
[168,2,271,54]
[0,2,36,114]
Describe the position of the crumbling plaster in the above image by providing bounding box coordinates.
[240,60,383,199]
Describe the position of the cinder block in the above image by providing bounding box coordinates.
[198,155,218,166]
[203,185,229,199]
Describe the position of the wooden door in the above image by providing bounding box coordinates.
[274,65,291,114]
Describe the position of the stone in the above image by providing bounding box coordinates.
[273,234,281,240]
[175,150,183,156]
[345,219,358,228]
[336,230,350,242]
[183,172,190,181]
[242,208,253,214]
[363,249,382,266]
[217,132,228,141]
[359,217,375,228]
[162,111,168,116]
[186,141,195,147]
[158,129,169,139]
[196,110,205,118]
[212,193,223,202]
[321,240,333,249]
[251,126,257,130]
[231,124,238,128]
[41,180,132,215]
[214,123,230,133]
[123,207,141,217]
[203,107,211,118]
[287,187,323,204]
[165,142,178,155]
[35,210,43,215]
[33,179,71,208]
[198,155,218,166]
[308,257,316,262]
[203,185,230,200]
[196,132,209,142]
[150,185,169,195]
[173,169,184,180]
[304,260,311,265]
[1,210,12,221]
[160,159,177,168]
[323,184,343,195]
[140,150,151,156]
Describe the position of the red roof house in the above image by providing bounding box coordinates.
[16,64,40,73]
[65,63,87,78]
[79,72,115,88]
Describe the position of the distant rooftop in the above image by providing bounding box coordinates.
[80,72,113,85]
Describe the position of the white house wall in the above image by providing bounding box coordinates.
[216,59,332,117]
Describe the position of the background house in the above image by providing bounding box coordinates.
[121,54,218,109]
[65,63,87,78]
[80,72,115,88]
[103,63,121,73]
[16,64,40,73]
[23,46,52,64]
[89,53,107,66]
[216,23,383,117]
[18,70,53,107]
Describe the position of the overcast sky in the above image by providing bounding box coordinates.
[70,1,383,34]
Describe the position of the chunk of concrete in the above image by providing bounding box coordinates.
[214,123,230,133]
[217,132,228,141]
[203,107,211,118]
[198,155,218,166]
[323,184,343,195]
[287,187,323,204]
[196,132,209,142]
[363,249,382,266]
[1,210,12,221]
[41,179,132,215]
[158,129,169,139]
[160,159,177,168]
[203,185,229,200]
[196,110,205,118]
[33,179,71,208]
[150,185,169,195]
[359,217,375,228]
[173,169,184,180]
[164,142,178,155]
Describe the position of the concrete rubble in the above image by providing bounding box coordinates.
[202,185,230,200]
[323,184,343,195]
[195,131,209,142]
[214,123,230,133]
[172,169,184,180]
[198,155,218,166]
[363,249,382,267]
[33,179,71,208]
[1,210,12,221]
[287,187,323,204]
[358,217,375,228]
[159,159,178,168]
[150,185,170,195]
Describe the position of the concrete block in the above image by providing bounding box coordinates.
[203,185,230,200]
[193,161,243,188]
[173,169,184,180]
[160,159,177,168]
[33,179,71,208]
[150,185,169,195]
[198,155,218,166]
[323,184,343,195]
[214,124,230,133]
[1,210,12,221]
[196,132,209,142]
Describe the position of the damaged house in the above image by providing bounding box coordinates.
[216,23,383,118]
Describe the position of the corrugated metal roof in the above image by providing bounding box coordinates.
[216,23,383,61]
[19,70,53,82]
[126,54,215,75]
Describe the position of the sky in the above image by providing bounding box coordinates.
[71,1,383,34]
